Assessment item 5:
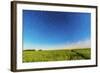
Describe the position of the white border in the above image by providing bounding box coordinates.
[17,3,96,69]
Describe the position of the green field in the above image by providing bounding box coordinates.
[23,48,91,62]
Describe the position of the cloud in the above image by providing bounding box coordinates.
[63,39,91,49]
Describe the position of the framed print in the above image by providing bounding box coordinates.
[11,1,98,72]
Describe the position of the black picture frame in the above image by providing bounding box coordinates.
[11,1,98,72]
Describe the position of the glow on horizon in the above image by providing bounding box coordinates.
[23,39,91,50]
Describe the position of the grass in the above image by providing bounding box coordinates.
[23,48,91,62]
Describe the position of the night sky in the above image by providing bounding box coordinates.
[23,10,91,49]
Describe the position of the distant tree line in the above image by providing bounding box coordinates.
[24,49,42,51]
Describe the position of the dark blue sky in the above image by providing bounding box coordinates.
[23,10,91,49]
